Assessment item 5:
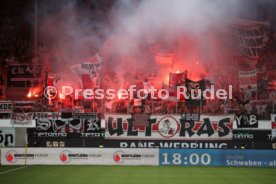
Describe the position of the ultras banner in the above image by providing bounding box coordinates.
[0,100,13,113]
[234,20,270,59]
[10,112,34,127]
[7,64,42,86]
[239,70,257,91]
[27,113,103,139]
[105,114,233,140]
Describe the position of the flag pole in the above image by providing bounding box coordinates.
[24,132,28,166]
[199,100,202,114]
[43,70,48,111]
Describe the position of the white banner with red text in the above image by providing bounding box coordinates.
[0,148,158,165]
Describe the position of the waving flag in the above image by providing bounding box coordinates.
[185,78,206,106]
[70,54,102,89]
[169,71,187,97]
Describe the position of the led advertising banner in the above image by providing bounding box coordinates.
[1,148,158,166]
[159,149,276,167]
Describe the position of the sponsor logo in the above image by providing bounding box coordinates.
[113,151,124,163]
[36,132,67,138]
[233,133,254,139]
[80,132,103,138]
[232,130,272,141]
[60,150,101,163]
[158,116,178,138]
[113,151,154,164]
[6,150,17,163]
[60,150,88,163]
[5,150,35,163]
[33,132,103,138]
[60,150,70,163]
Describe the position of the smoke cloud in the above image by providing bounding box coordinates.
[36,0,274,88]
